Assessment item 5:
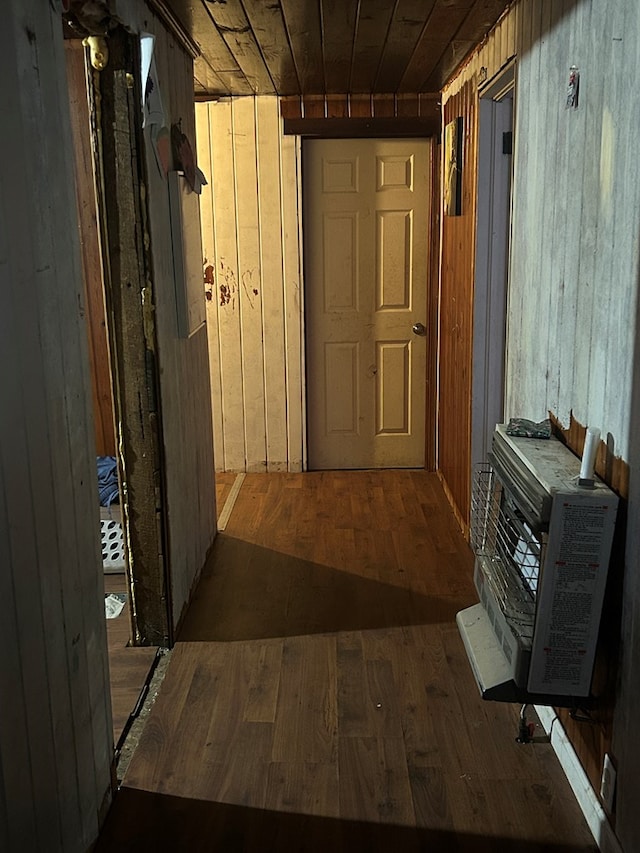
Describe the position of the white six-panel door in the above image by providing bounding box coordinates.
[304,138,430,469]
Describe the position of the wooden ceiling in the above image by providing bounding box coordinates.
[162,0,512,98]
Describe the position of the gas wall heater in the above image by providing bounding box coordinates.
[457,424,618,706]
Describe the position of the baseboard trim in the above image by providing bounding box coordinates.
[218,473,245,531]
[534,705,623,853]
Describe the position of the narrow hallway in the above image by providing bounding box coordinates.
[97,471,597,852]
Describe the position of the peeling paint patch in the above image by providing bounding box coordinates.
[204,263,215,302]
[220,283,232,305]
[204,264,215,285]
[219,260,237,309]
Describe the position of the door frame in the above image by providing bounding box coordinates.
[471,62,516,477]
[297,132,439,471]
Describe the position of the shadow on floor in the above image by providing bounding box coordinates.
[96,787,597,853]
[178,534,475,642]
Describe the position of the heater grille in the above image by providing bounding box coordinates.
[471,463,544,631]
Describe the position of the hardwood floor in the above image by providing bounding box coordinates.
[97,471,597,852]
[104,475,234,744]
[104,573,157,744]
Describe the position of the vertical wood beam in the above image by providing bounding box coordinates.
[96,28,170,646]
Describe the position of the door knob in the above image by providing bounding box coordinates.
[412,322,426,336]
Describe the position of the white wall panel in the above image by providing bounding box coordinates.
[142,17,217,629]
[196,97,304,472]
[0,2,112,849]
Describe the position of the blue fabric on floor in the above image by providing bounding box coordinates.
[97,456,119,507]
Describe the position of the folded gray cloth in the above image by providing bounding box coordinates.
[506,417,552,439]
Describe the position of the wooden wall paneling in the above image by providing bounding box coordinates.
[195,103,225,468]
[198,97,306,474]
[326,95,349,118]
[320,0,359,93]
[205,0,275,94]
[303,95,326,118]
[349,0,397,92]
[600,2,640,451]
[142,19,217,630]
[438,81,477,528]
[256,98,289,471]
[280,0,325,94]
[210,99,247,470]
[281,133,304,471]
[241,1,300,94]
[65,41,116,458]
[397,93,419,116]
[504,4,516,58]
[512,0,549,418]
[350,93,373,117]
[588,0,633,446]
[372,93,395,117]
[233,97,268,472]
[280,95,303,119]
[552,0,634,803]
[97,29,169,645]
[548,0,587,420]
[1,2,112,847]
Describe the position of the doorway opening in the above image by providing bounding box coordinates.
[471,62,515,478]
[64,36,161,750]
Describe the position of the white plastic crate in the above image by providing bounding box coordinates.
[100,510,125,573]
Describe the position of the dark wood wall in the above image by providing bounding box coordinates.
[438,80,477,534]
[66,41,116,458]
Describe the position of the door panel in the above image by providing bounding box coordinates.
[304,138,430,469]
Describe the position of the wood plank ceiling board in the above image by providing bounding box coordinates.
[398,0,474,93]
[164,0,513,96]
[183,0,254,93]
[193,54,228,95]
[423,0,514,91]
[241,0,300,94]
[320,0,359,94]
[203,0,276,93]
[373,0,438,93]
[280,0,325,94]
[349,0,397,93]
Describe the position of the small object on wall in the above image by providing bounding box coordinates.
[506,417,551,439]
[141,33,170,178]
[566,65,580,109]
[171,122,208,194]
[444,116,463,216]
[579,426,600,487]
[82,35,109,70]
[169,171,206,338]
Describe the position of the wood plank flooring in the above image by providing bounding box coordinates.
[104,573,157,744]
[104,477,233,744]
[97,471,597,852]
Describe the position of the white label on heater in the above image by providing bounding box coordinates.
[527,493,616,696]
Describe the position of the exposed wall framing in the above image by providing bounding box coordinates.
[96,28,169,646]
